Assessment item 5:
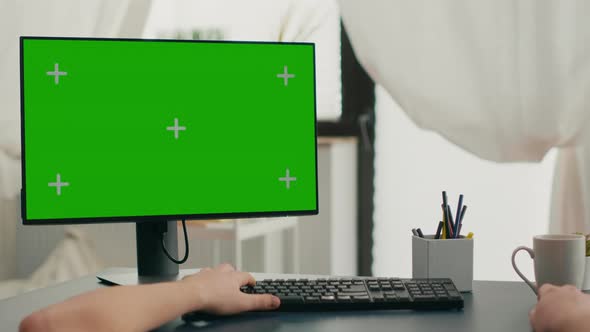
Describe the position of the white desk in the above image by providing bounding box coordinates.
[185,218,299,272]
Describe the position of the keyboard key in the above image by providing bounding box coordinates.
[279,295,304,304]
[351,296,371,303]
[346,285,367,292]
[320,295,336,302]
[413,294,436,301]
[443,283,456,290]
[396,292,411,302]
[338,292,367,297]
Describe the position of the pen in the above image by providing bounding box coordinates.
[447,205,455,238]
[446,218,454,239]
[455,194,463,235]
[442,192,450,236]
[416,228,424,238]
[456,205,467,237]
[412,228,419,237]
[435,221,443,239]
[467,232,474,239]
[441,203,448,239]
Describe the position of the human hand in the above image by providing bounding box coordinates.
[181,263,280,315]
[530,284,590,332]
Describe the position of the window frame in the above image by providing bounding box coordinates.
[317,23,375,276]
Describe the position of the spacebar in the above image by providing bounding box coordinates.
[338,292,368,297]
[278,295,304,305]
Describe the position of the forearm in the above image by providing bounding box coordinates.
[20,282,202,332]
[19,265,275,332]
[103,281,202,332]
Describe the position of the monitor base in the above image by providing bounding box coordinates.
[96,267,200,285]
[96,220,185,285]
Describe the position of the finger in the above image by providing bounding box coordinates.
[563,285,579,293]
[529,311,540,332]
[215,263,235,273]
[235,271,257,286]
[529,307,536,326]
[538,284,559,298]
[240,294,280,312]
[198,267,212,273]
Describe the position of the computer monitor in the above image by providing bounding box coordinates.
[20,37,318,283]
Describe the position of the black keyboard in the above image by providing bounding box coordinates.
[182,277,463,321]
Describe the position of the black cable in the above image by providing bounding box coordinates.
[161,219,189,264]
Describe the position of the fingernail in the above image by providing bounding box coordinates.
[272,296,280,308]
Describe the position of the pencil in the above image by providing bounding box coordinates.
[435,221,443,239]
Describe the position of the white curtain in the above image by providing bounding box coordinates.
[338,0,590,233]
[0,0,151,279]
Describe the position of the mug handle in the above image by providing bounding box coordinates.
[512,246,537,294]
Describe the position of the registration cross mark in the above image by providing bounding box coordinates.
[46,63,68,85]
[48,173,70,196]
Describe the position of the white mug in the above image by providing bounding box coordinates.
[511,234,585,295]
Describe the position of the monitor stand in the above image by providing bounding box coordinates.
[96,220,183,285]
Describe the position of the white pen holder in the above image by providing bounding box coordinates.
[583,256,590,290]
[412,235,474,292]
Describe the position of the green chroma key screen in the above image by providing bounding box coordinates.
[20,37,318,223]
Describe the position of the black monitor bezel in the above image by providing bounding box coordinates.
[20,36,319,225]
